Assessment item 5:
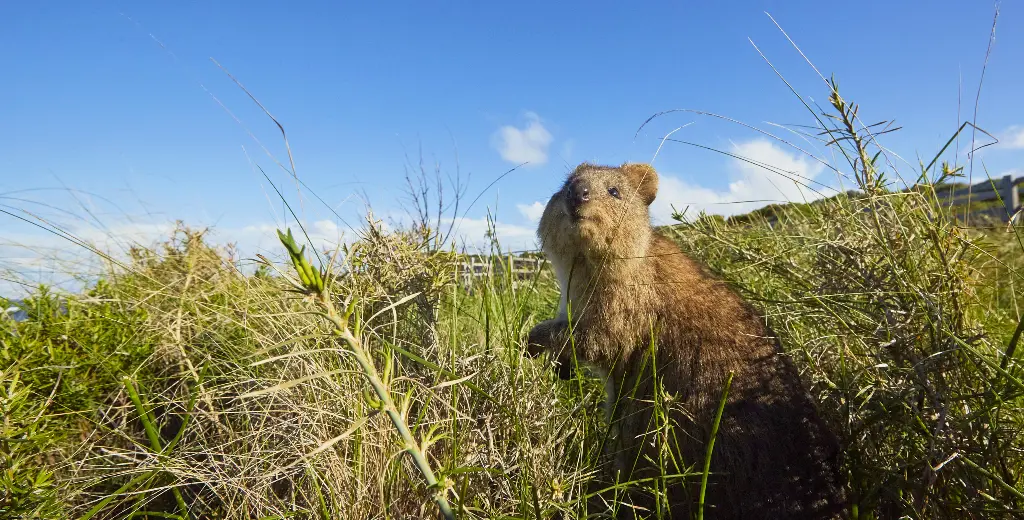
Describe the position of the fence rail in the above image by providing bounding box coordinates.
[932,174,1023,219]
[455,254,544,287]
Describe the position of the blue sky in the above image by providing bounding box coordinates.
[2,1,1023,294]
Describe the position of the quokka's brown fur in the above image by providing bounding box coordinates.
[526,162,847,519]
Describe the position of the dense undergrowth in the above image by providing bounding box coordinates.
[2,220,609,519]
[669,196,1024,518]
[5,82,1024,519]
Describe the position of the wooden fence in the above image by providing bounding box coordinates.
[456,254,544,287]
[932,174,1023,221]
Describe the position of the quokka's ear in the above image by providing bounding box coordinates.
[620,163,659,206]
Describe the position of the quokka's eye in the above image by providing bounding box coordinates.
[608,186,621,199]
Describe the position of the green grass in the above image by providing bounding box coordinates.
[1,221,612,519]
[6,77,1024,519]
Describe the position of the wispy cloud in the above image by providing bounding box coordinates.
[559,139,576,163]
[516,201,546,223]
[492,112,553,166]
[996,125,1024,150]
[650,138,827,224]
[237,219,351,255]
[0,217,353,297]
[1,220,178,296]
[443,216,537,252]
[0,210,546,296]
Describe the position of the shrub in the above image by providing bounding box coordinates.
[664,81,1024,518]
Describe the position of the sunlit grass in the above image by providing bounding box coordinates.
[4,40,1024,517]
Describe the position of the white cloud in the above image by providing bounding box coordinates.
[238,218,351,256]
[559,139,575,162]
[0,217,355,297]
[516,201,546,223]
[0,210,547,297]
[312,219,339,236]
[1,220,178,297]
[443,216,538,253]
[997,126,1024,149]
[649,138,826,225]
[492,112,553,166]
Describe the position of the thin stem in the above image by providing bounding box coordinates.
[697,371,734,520]
[80,470,158,520]
[1001,313,1024,371]
[122,377,189,518]
[317,291,456,519]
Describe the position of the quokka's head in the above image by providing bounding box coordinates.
[538,162,659,260]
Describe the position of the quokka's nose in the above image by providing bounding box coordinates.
[569,182,590,207]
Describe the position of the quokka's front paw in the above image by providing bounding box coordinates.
[525,323,551,358]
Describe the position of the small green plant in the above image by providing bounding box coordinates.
[0,365,61,519]
[269,227,456,520]
[697,372,733,520]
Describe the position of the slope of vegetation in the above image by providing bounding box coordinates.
[5,83,1024,519]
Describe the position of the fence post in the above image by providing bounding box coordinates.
[1002,174,1019,218]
